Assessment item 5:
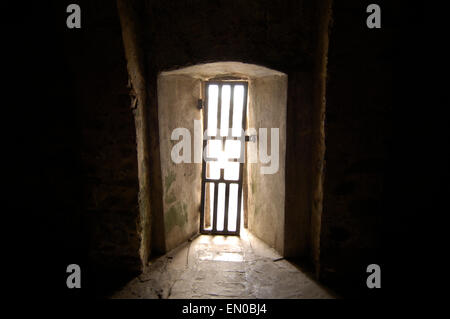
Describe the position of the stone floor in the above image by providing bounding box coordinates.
[111,230,335,299]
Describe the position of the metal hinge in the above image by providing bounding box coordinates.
[197,99,203,110]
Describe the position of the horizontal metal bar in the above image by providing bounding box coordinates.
[203,179,239,184]
[205,135,244,140]
[200,229,239,236]
[207,80,248,85]
[204,157,241,162]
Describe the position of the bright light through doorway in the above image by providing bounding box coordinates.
[204,84,245,232]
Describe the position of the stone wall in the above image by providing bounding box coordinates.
[9,0,145,297]
[15,0,399,298]
[319,0,393,297]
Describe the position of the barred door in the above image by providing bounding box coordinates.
[200,81,248,235]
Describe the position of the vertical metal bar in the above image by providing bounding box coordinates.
[224,84,235,234]
[200,181,205,232]
[236,182,243,235]
[223,181,230,232]
[212,181,219,232]
[215,85,224,233]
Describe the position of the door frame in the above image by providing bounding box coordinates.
[199,80,248,236]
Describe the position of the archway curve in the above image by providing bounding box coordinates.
[160,61,286,80]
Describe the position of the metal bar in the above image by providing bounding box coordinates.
[212,181,219,232]
[223,183,230,232]
[236,176,243,235]
[200,229,240,236]
[204,178,239,184]
[200,181,206,232]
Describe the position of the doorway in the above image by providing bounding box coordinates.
[157,62,287,253]
[200,81,248,236]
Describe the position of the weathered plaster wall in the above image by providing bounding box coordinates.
[283,71,315,259]
[117,0,153,271]
[117,0,166,264]
[157,75,203,251]
[247,75,287,254]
